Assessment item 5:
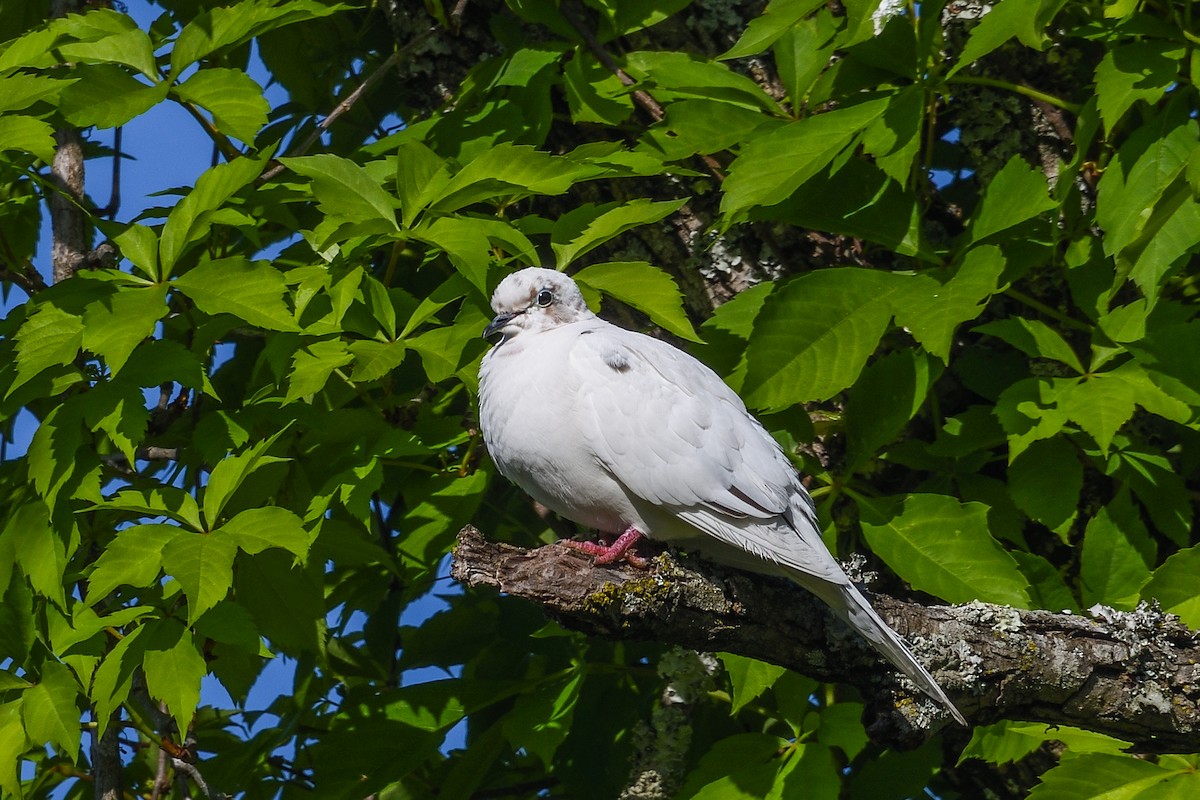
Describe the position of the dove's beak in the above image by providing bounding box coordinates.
[483,312,518,345]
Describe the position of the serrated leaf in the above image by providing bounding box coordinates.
[285,339,353,402]
[863,85,923,184]
[859,494,1030,606]
[283,154,400,230]
[58,63,167,128]
[721,99,888,221]
[949,0,1047,76]
[21,661,80,759]
[720,0,826,59]
[202,428,291,526]
[1095,42,1185,133]
[0,74,75,114]
[893,245,1005,361]
[10,304,84,398]
[1061,373,1136,454]
[0,114,55,162]
[112,223,159,280]
[563,49,634,125]
[395,140,451,227]
[1027,753,1181,800]
[2,502,66,608]
[414,216,492,295]
[720,653,786,714]
[960,720,1128,766]
[975,317,1084,373]
[1008,437,1081,529]
[174,68,269,144]
[218,506,310,560]
[95,487,203,531]
[160,155,268,272]
[625,51,778,111]
[844,350,941,469]
[143,627,206,737]
[742,268,898,409]
[501,671,583,767]
[162,532,237,626]
[573,261,701,343]
[54,8,158,77]
[1142,545,1200,629]
[348,339,407,382]
[968,156,1057,244]
[81,284,168,375]
[1080,491,1154,609]
[0,701,27,795]
[431,143,600,212]
[174,257,297,331]
[86,524,180,604]
[551,199,686,270]
[171,0,345,77]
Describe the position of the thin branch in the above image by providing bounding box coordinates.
[946,75,1082,114]
[178,99,242,163]
[260,28,436,182]
[95,126,122,219]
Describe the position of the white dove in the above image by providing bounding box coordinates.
[477,267,966,725]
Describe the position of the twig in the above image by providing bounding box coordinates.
[95,126,122,219]
[260,28,436,182]
[172,759,227,800]
[178,99,242,163]
[947,75,1082,114]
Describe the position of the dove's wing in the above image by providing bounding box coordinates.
[569,323,845,584]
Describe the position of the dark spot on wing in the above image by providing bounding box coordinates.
[580,329,594,335]
[604,348,631,373]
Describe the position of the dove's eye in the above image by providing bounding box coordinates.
[536,289,554,307]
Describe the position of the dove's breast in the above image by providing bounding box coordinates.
[479,322,643,534]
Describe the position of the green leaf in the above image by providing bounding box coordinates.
[81,284,168,375]
[0,114,55,162]
[563,49,634,126]
[772,13,838,105]
[859,494,1031,606]
[86,524,180,604]
[967,156,1057,244]
[54,8,158,78]
[720,0,826,59]
[348,339,407,382]
[234,550,324,656]
[960,720,1128,766]
[862,85,924,184]
[1142,545,1200,629]
[720,653,786,714]
[174,68,270,144]
[741,269,898,409]
[395,140,452,227]
[892,245,1005,361]
[285,339,354,402]
[283,154,400,231]
[0,701,27,795]
[111,223,159,280]
[721,98,888,221]
[57,63,167,128]
[203,428,291,526]
[161,532,237,626]
[949,0,1049,76]
[218,506,311,560]
[431,143,599,212]
[143,626,207,737]
[1095,42,1185,133]
[10,303,83,398]
[625,51,778,111]
[1027,753,1182,800]
[171,0,345,77]
[1008,437,1081,530]
[975,317,1084,373]
[160,155,268,272]
[844,350,941,469]
[551,199,686,270]
[573,261,701,343]
[1096,109,1196,259]
[0,74,73,114]
[2,501,66,608]
[415,216,493,295]
[1080,491,1154,609]
[173,257,298,331]
[641,99,779,160]
[1060,373,1137,454]
[95,487,203,531]
[501,671,583,766]
[22,661,80,759]
[678,733,788,798]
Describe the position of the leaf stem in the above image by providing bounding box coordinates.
[946,76,1082,113]
[1003,288,1092,333]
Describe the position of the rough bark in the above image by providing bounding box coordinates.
[451,526,1200,753]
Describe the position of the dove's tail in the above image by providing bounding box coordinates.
[805,578,967,726]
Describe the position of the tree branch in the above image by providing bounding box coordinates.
[450,526,1200,753]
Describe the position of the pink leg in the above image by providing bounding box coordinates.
[564,526,647,567]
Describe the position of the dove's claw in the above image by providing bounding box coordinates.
[565,526,646,567]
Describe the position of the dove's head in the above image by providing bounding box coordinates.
[483,268,594,346]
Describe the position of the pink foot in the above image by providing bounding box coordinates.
[564,526,648,567]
